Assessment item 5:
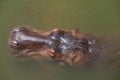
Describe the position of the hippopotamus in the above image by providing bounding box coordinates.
[8,26,100,66]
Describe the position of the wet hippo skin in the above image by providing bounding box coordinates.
[9,25,119,67]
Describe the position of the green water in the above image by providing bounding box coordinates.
[0,0,120,80]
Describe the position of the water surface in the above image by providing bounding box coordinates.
[0,0,120,80]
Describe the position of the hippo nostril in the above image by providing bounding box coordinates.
[11,40,20,46]
[12,28,21,33]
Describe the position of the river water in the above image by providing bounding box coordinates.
[0,0,120,80]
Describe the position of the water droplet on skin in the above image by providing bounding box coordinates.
[88,39,96,45]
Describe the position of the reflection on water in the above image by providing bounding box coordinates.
[0,0,120,80]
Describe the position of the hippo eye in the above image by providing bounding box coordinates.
[50,32,60,40]
[51,35,56,40]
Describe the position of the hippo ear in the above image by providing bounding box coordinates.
[74,28,79,33]
[70,28,79,35]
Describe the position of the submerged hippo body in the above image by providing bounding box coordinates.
[9,26,101,66]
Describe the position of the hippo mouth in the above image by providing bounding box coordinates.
[9,25,97,66]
